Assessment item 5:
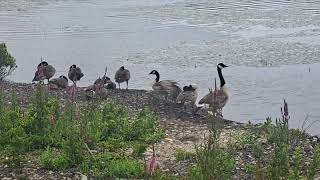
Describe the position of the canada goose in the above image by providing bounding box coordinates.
[176,84,198,112]
[68,64,84,85]
[48,75,68,89]
[149,70,181,100]
[114,66,130,89]
[32,61,56,83]
[199,63,229,117]
[94,66,117,89]
[103,76,117,89]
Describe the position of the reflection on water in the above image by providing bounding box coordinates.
[0,0,320,133]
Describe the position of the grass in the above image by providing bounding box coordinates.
[175,148,195,161]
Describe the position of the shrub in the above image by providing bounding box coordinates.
[0,43,17,80]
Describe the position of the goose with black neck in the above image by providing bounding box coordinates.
[199,63,229,117]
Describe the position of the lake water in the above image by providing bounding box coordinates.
[1,0,320,133]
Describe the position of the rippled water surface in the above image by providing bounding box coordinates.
[1,0,320,133]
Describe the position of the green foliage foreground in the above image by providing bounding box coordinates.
[0,85,165,178]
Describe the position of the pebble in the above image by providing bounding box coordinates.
[81,174,88,180]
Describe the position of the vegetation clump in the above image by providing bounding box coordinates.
[0,85,165,178]
[0,43,17,80]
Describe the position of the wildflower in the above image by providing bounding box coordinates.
[147,156,157,175]
[147,145,157,175]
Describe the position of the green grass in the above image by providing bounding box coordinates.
[175,148,195,161]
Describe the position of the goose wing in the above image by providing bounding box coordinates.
[68,67,84,82]
[49,77,68,89]
[43,65,56,79]
[153,80,179,92]
[199,91,213,105]
[115,69,130,82]
[176,90,198,104]
[75,67,84,80]
[199,89,228,109]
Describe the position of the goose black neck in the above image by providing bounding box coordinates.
[155,71,160,82]
[217,66,226,88]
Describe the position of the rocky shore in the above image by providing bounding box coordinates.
[0,81,319,179]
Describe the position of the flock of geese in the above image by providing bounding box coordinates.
[32,61,229,117]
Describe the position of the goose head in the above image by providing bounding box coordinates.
[120,66,125,70]
[190,84,198,90]
[149,70,160,82]
[70,64,77,69]
[183,84,198,91]
[217,63,228,69]
[60,75,68,82]
[38,61,49,67]
[149,70,158,75]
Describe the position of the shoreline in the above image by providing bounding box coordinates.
[0,80,242,126]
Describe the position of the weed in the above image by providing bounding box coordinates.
[190,121,235,179]
[38,147,69,170]
[174,148,195,161]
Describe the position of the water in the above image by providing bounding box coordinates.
[1,0,320,133]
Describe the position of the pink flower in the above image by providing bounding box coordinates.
[147,156,157,175]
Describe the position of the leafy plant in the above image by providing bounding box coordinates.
[0,43,17,80]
